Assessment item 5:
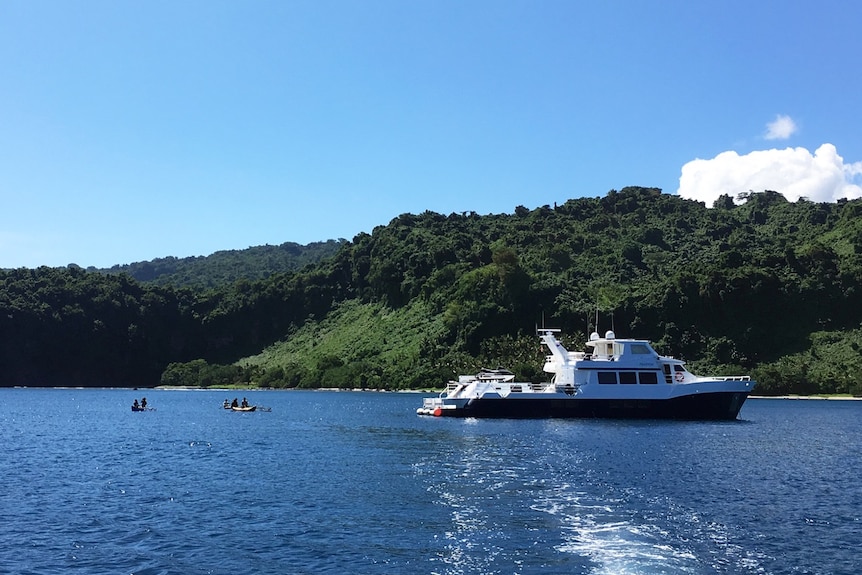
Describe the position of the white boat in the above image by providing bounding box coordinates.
[417,329,756,419]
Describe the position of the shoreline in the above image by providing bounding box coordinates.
[750,395,862,401]
[3,386,860,399]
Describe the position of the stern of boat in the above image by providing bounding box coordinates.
[417,395,471,416]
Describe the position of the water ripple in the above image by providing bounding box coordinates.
[2,390,861,574]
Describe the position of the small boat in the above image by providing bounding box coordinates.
[418,329,756,420]
[131,399,152,412]
[230,405,257,412]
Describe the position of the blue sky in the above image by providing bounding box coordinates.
[2,0,861,269]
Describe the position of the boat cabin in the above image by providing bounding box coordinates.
[584,331,660,361]
[539,328,694,387]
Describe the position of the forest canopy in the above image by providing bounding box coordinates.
[3,187,862,395]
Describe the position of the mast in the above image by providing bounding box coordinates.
[538,329,577,385]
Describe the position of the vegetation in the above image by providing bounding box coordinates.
[97,240,345,288]
[2,188,862,395]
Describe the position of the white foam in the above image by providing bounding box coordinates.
[533,491,701,575]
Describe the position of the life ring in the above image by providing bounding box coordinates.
[674,371,684,382]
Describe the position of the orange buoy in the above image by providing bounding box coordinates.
[433,407,443,417]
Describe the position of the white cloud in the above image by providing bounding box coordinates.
[765,114,798,140]
[677,144,862,206]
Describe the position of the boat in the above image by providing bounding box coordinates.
[230,405,257,412]
[417,329,756,420]
[131,399,152,412]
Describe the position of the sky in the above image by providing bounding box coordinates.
[2,0,861,269]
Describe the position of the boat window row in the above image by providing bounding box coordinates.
[597,371,660,384]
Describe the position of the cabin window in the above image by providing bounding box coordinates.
[619,371,637,384]
[598,372,617,384]
[630,344,651,355]
[638,372,658,384]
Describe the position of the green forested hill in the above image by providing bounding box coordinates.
[98,240,345,288]
[3,187,862,394]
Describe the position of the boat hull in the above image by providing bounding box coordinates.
[430,391,750,420]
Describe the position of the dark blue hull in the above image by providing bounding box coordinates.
[438,391,750,420]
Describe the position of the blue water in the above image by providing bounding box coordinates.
[1,390,860,575]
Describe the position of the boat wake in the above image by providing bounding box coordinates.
[532,483,770,575]
[533,487,700,574]
[416,430,773,575]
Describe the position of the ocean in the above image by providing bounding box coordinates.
[1,388,859,574]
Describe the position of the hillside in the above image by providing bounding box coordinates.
[98,240,345,288]
[4,187,862,394]
[209,187,862,395]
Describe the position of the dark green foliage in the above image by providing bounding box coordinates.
[98,240,345,288]
[160,359,250,388]
[0,267,203,387]
[3,188,862,394]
